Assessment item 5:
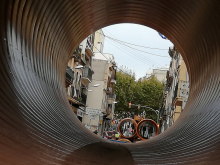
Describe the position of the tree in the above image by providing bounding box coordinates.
[114,69,164,122]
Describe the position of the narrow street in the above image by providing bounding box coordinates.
[0,1,220,165]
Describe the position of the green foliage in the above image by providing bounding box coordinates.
[114,69,164,122]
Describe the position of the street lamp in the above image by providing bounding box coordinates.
[144,107,159,124]
[132,104,160,124]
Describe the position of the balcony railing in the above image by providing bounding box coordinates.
[106,87,112,94]
[86,43,94,57]
[82,67,93,82]
[68,86,77,98]
[66,67,74,85]
[106,104,112,114]
[166,70,174,79]
[85,35,94,57]
[81,92,87,105]
[72,47,82,62]
[172,82,179,104]
[70,86,74,97]
[108,94,116,100]
[81,53,86,65]
[87,36,94,49]
[111,71,116,84]
[67,86,87,107]
[70,88,79,99]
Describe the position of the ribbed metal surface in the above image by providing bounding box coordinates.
[0,0,220,164]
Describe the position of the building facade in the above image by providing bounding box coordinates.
[82,52,117,135]
[66,29,117,136]
[152,68,168,82]
[144,67,168,83]
[65,33,95,121]
[160,46,189,133]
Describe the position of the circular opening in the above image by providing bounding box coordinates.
[118,118,137,139]
[136,119,159,140]
[65,24,189,143]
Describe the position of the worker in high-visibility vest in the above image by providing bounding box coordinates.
[115,132,120,140]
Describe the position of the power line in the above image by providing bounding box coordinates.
[97,31,169,58]
[97,30,169,51]
[93,30,169,79]
[106,38,170,58]
[105,38,163,67]
[102,29,170,66]
[92,43,141,77]
[106,35,168,51]
[92,45,109,60]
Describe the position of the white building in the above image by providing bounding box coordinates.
[82,30,117,135]
[145,67,168,83]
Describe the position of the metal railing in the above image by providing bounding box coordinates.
[81,92,87,105]
[82,67,93,81]
[81,53,86,65]
[87,37,93,49]
[108,93,116,100]
[66,67,74,84]
[72,47,82,61]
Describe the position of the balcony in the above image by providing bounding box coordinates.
[166,70,174,79]
[81,92,87,105]
[166,70,174,87]
[81,53,86,66]
[168,47,174,58]
[105,104,115,119]
[108,94,116,99]
[174,97,183,106]
[105,87,112,94]
[67,87,86,107]
[105,104,112,114]
[87,37,93,49]
[85,38,94,57]
[111,79,116,85]
[85,46,93,58]
[111,72,116,84]
[108,94,116,104]
[72,47,82,62]
[68,86,79,98]
[65,67,74,87]
[81,67,93,84]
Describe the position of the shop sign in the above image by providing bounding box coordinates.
[77,109,84,117]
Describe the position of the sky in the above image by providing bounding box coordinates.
[101,23,173,80]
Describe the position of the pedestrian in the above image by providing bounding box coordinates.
[115,132,120,140]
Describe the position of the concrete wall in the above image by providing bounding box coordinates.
[152,69,167,82]
[86,80,105,110]
[91,59,107,80]
[93,29,105,53]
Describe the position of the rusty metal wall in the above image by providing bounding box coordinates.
[0,0,220,164]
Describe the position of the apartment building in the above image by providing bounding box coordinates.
[65,29,117,136]
[160,46,189,133]
[65,33,95,121]
[82,53,117,135]
[145,67,168,83]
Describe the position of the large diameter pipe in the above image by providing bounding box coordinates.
[0,0,220,164]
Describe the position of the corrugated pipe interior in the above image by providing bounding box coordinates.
[1,0,220,164]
